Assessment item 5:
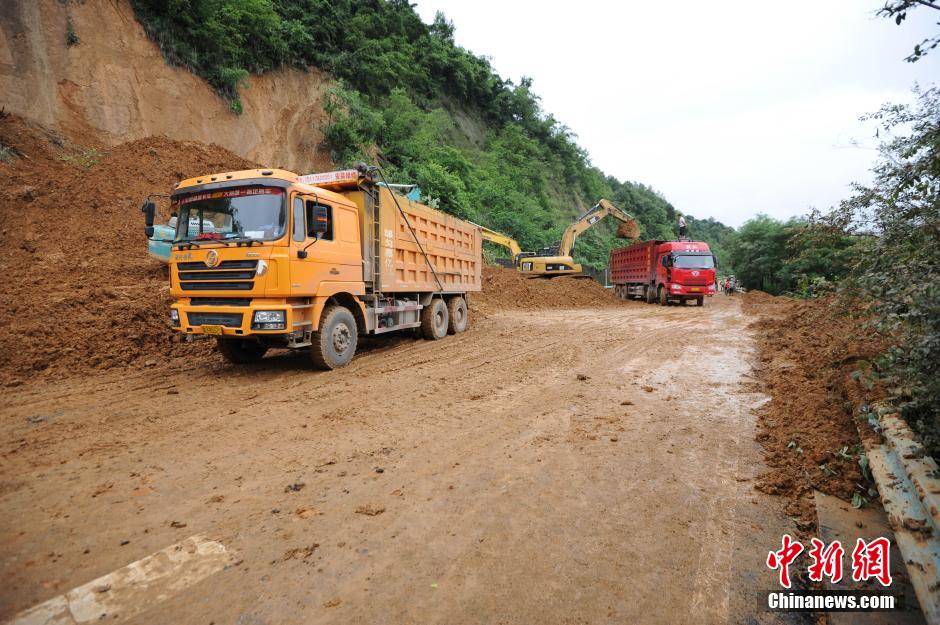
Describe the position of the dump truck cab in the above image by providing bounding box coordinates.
[654,240,718,304]
[145,167,482,368]
[166,169,366,346]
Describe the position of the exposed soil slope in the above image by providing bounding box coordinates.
[742,291,883,530]
[0,0,331,172]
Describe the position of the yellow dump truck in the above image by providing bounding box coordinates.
[142,165,482,369]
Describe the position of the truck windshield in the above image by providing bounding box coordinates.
[673,254,714,269]
[175,187,286,241]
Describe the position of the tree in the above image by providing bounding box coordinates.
[878,0,940,62]
[816,85,940,456]
[726,215,793,293]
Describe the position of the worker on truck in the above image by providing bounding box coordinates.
[142,165,482,369]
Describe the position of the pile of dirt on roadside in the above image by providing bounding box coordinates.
[742,291,884,532]
[473,266,619,317]
[0,114,257,385]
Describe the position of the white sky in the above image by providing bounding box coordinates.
[415,1,939,227]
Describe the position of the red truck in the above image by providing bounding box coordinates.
[609,240,718,306]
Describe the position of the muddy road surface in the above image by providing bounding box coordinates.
[1,296,794,625]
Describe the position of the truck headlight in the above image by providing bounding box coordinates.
[671,284,681,290]
[170,309,180,327]
[256,260,268,277]
[252,310,286,330]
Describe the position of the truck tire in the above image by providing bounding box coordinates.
[421,298,449,340]
[658,285,669,306]
[217,338,267,364]
[311,305,358,370]
[446,296,468,334]
[646,285,656,304]
[696,296,705,307]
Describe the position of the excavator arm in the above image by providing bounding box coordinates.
[556,198,638,257]
[474,223,523,261]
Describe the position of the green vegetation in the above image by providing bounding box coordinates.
[66,16,80,47]
[58,148,100,169]
[816,86,940,456]
[878,1,940,62]
[725,215,859,296]
[0,144,17,163]
[727,87,939,455]
[129,0,730,270]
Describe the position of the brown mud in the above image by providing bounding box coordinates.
[741,291,883,532]
[0,294,794,625]
[0,114,255,384]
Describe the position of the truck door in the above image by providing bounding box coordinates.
[289,195,363,295]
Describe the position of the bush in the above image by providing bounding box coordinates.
[0,144,17,163]
[66,16,79,46]
[817,86,940,456]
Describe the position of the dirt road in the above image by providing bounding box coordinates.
[0,296,795,625]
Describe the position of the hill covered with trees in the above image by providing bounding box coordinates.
[129,0,729,270]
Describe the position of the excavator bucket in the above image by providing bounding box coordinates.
[616,220,641,240]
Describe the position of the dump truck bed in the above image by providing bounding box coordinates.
[344,187,482,294]
[609,240,657,285]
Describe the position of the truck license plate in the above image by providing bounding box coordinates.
[690,288,701,292]
[202,325,224,335]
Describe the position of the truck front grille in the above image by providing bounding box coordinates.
[186,312,244,327]
[189,298,252,307]
[177,260,258,292]
[180,281,253,291]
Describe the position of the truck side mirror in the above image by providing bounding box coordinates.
[142,200,156,238]
[661,255,670,267]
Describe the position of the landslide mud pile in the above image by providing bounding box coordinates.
[0,114,256,385]
[742,291,883,531]
[474,266,619,316]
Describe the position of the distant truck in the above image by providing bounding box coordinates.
[608,240,718,306]
[142,165,482,369]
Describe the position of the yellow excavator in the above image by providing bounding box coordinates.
[517,199,640,277]
[474,223,525,268]
[475,199,639,277]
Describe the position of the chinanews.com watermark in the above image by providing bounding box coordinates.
[763,534,903,613]
[767,590,898,612]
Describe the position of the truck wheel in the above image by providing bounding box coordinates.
[696,296,705,307]
[645,286,656,304]
[311,305,358,370]
[658,285,669,306]
[446,297,468,334]
[421,298,449,340]
[217,338,267,364]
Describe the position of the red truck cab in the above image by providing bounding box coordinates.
[609,240,718,306]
